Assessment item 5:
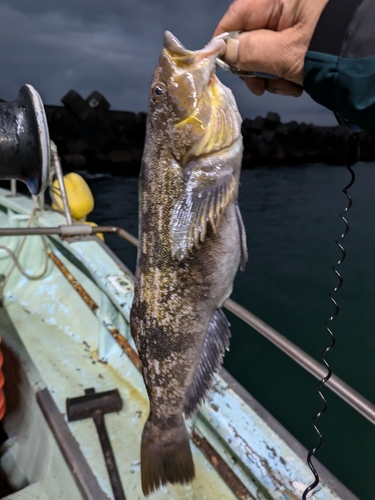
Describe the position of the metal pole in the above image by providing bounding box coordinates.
[0,226,138,245]
[224,298,375,425]
[10,179,17,197]
[38,192,45,212]
[105,226,139,247]
[51,147,73,225]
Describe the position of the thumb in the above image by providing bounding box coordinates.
[224,29,307,85]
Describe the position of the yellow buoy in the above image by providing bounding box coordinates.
[51,172,94,220]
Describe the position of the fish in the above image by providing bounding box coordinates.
[130,30,248,496]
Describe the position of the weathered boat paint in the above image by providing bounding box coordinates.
[0,188,355,499]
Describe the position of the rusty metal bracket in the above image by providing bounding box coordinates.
[47,250,141,370]
[192,428,255,500]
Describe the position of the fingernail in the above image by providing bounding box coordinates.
[225,38,239,65]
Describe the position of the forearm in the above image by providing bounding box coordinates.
[304,0,375,130]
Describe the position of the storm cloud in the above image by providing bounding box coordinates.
[0,0,336,125]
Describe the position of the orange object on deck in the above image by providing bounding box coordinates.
[0,337,5,420]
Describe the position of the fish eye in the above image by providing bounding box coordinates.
[152,82,166,100]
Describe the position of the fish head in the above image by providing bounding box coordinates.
[147,31,242,164]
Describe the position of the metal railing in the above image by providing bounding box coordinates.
[3,180,375,426]
[51,144,72,225]
[0,224,138,247]
[224,298,375,425]
[91,229,375,426]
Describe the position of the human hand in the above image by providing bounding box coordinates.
[213,0,329,97]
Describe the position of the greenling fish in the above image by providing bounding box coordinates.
[130,31,247,496]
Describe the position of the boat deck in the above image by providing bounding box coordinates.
[0,188,356,500]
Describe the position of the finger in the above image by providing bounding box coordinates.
[241,77,302,97]
[223,29,305,84]
[241,76,266,96]
[265,79,303,97]
[213,0,278,37]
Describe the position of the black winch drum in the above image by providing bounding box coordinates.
[0,84,50,196]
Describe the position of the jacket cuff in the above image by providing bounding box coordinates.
[304,51,375,130]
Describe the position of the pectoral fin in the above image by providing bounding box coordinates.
[170,164,237,261]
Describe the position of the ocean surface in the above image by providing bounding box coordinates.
[87,162,375,499]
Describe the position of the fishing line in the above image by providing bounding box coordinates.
[302,131,360,499]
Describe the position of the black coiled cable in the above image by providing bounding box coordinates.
[302,132,360,499]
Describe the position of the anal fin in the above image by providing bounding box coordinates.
[184,309,230,417]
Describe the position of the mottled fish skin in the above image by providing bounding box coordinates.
[130,31,248,496]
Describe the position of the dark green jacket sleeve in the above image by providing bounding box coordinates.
[303,0,375,130]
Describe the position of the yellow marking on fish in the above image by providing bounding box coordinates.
[167,52,196,69]
[217,108,226,146]
[192,102,234,157]
[175,111,205,132]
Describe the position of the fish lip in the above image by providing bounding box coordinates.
[195,38,226,62]
[194,39,226,82]
[164,31,191,55]
[164,31,226,61]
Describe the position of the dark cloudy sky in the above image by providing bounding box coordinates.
[0,0,336,125]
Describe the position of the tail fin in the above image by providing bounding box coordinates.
[141,417,195,496]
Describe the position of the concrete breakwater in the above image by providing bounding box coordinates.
[44,90,375,175]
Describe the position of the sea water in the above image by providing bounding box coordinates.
[88,162,375,499]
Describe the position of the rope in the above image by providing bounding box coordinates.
[0,197,49,297]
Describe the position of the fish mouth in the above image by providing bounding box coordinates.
[163,31,225,86]
[195,37,226,61]
[164,31,226,60]
[163,32,241,162]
